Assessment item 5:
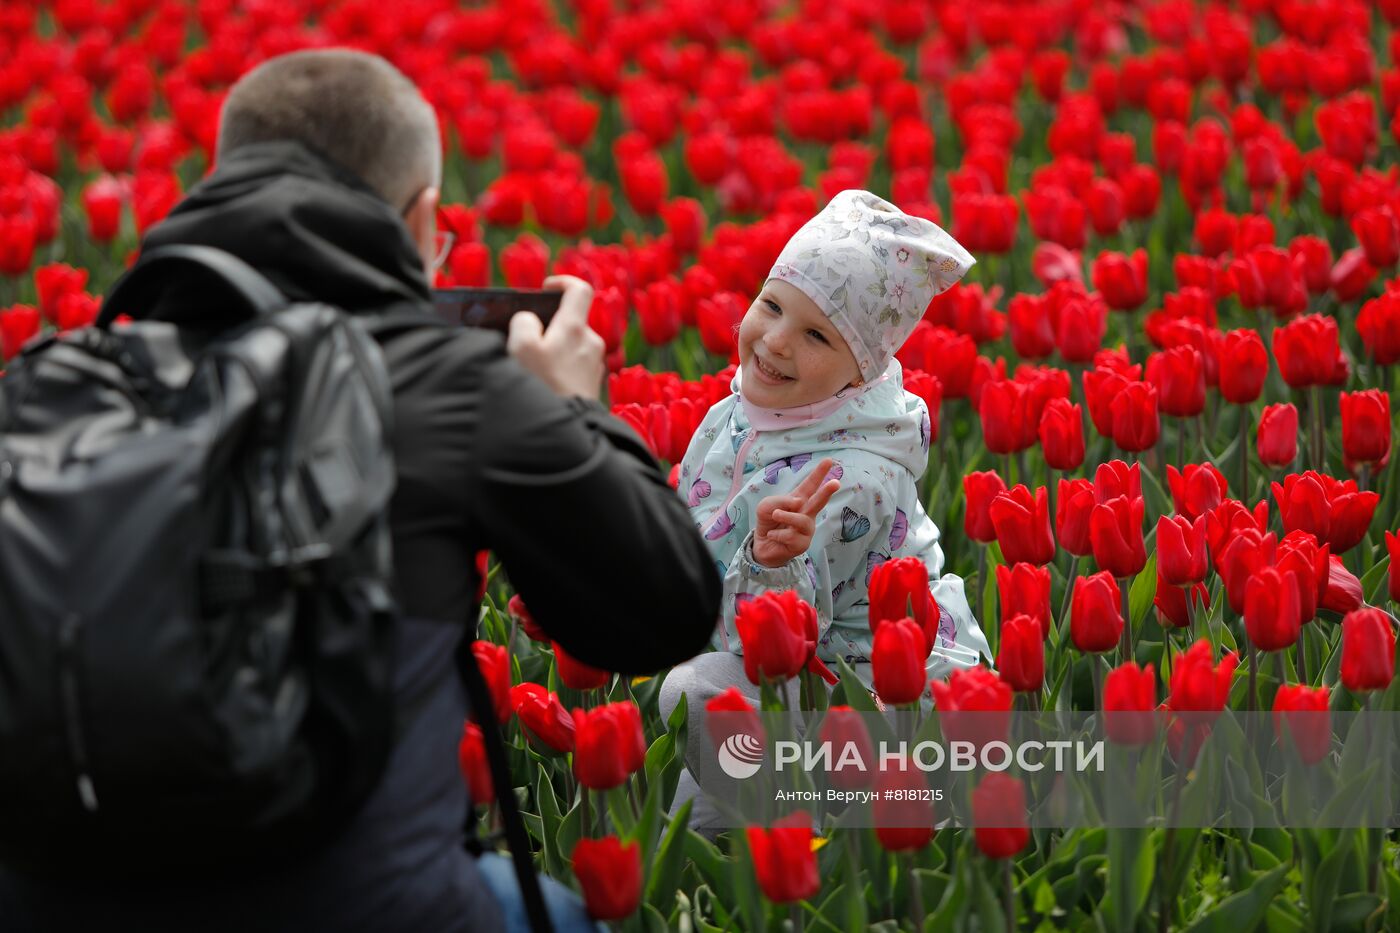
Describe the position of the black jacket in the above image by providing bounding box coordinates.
[0,141,720,932]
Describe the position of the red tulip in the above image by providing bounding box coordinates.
[1357,292,1400,365]
[1166,640,1238,714]
[0,304,41,361]
[1289,236,1334,294]
[1158,515,1209,585]
[1090,495,1147,578]
[979,378,1033,455]
[705,686,764,754]
[746,814,821,903]
[472,641,513,724]
[1109,381,1160,452]
[1340,608,1396,692]
[1273,471,1379,554]
[1166,463,1228,521]
[963,471,1007,543]
[1146,346,1205,417]
[971,773,1029,859]
[997,613,1045,692]
[1155,573,1209,629]
[1257,404,1299,467]
[1071,571,1123,653]
[1340,390,1391,471]
[820,706,874,790]
[1331,247,1377,302]
[736,590,820,685]
[1038,398,1085,470]
[619,153,668,216]
[510,682,577,753]
[1056,477,1097,556]
[996,562,1052,639]
[82,174,125,242]
[1272,314,1341,389]
[1272,685,1331,765]
[554,640,611,691]
[573,701,647,790]
[1091,249,1150,311]
[457,721,494,806]
[572,836,643,920]
[1082,365,1134,438]
[1054,290,1109,363]
[1093,460,1141,504]
[1322,555,1364,614]
[952,192,1019,254]
[872,618,929,706]
[1351,204,1400,268]
[989,485,1056,565]
[33,263,87,325]
[903,371,942,447]
[1277,530,1330,624]
[1245,567,1302,651]
[1104,662,1157,743]
[930,667,1012,749]
[873,757,936,852]
[500,234,549,288]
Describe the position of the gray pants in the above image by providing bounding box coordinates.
[657,653,872,838]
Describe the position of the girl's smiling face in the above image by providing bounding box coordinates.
[737,279,862,408]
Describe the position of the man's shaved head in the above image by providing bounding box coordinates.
[218,49,441,211]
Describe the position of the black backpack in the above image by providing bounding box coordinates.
[0,245,401,875]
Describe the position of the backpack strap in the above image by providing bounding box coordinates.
[97,245,287,327]
[456,642,557,933]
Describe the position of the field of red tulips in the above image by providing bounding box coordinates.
[6,0,1400,930]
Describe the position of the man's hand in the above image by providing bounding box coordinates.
[752,458,841,568]
[506,274,605,400]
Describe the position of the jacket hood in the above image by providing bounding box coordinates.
[140,140,431,313]
[730,358,932,482]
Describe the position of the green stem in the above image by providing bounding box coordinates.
[1002,857,1015,930]
[1058,555,1080,641]
[1120,576,1133,665]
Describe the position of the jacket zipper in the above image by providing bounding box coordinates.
[57,612,99,812]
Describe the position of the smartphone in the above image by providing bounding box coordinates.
[431,287,563,333]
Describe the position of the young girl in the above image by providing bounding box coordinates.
[659,190,993,831]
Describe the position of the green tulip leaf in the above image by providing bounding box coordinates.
[644,798,692,912]
[1180,861,1289,933]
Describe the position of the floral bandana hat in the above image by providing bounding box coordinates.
[767,188,977,383]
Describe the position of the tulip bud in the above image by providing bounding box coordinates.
[472,640,513,724]
[1272,684,1331,765]
[820,707,875,790]
[971,773,1030,859]
[554,640,611,691]
[510,682,577,753]
[963,471,1007,543]
[872,756,937,852]
[1166,463,1228,521]
[996,562,1052,639]
[1056,477,1097,556]
[1340,608,1396,692]
[989,484,1056,565]
[573,701,647,790]
[572,836,643,920]
[997,614,1045,692]
[1090,495,1147,578]
[1340,390,1391,471]
[1071,571,1123,653]
[872,618,929,705]
[1257,403,1299,466]
[457,721,494,806]
[1103,662,1157,743]
[746,815,821,903]
[1038,397,1085,470]
[1245,567,1302,651]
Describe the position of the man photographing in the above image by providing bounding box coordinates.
[0,48,719,932]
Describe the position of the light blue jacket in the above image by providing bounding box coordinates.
[677,360,992,684]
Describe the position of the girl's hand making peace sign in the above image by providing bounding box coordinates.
[751,458,841,568]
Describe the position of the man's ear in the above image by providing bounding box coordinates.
[403,185,440,278]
